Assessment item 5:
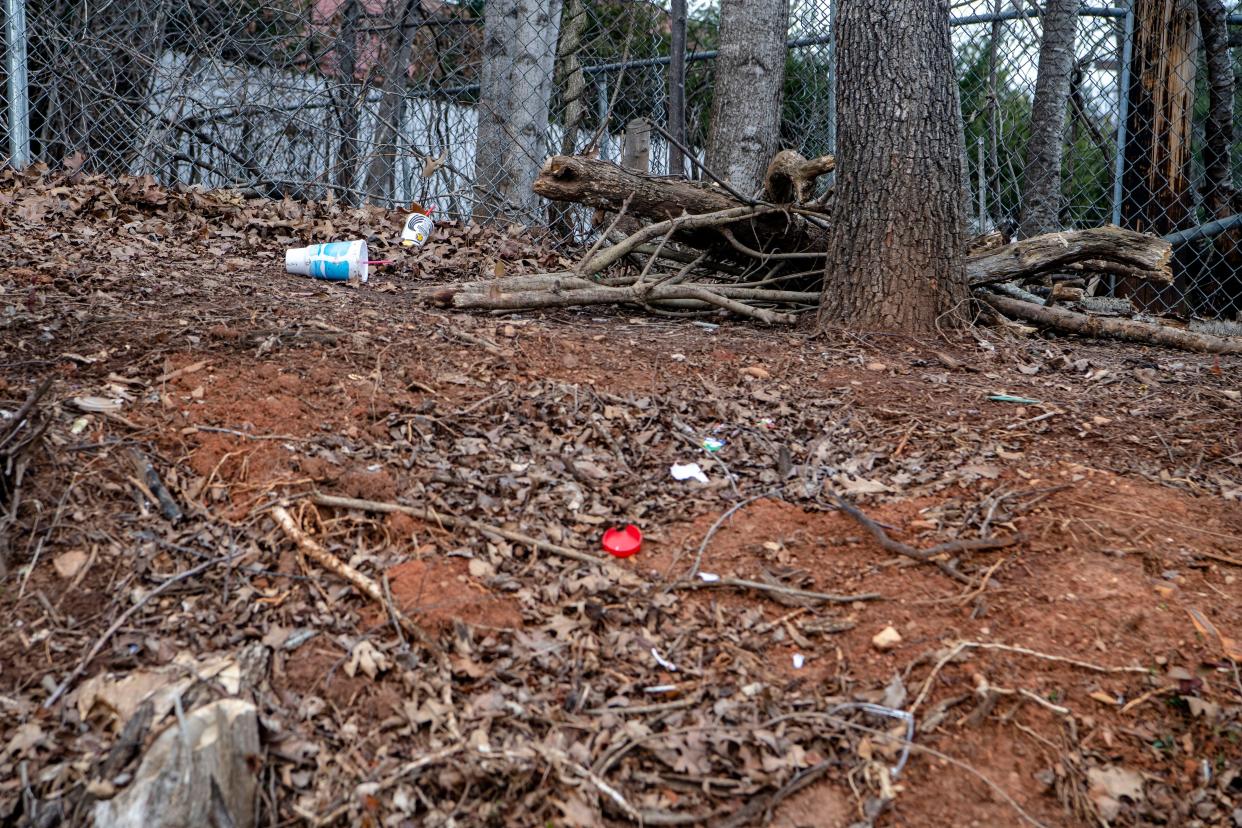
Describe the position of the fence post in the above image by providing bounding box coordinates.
[826,0,837,154]
[1109,0,1134,228]
[4,0,30,168]
[1109,0,1135,295]
[667,0,687,176]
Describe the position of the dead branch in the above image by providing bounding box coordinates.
[427,282,808,324]
[979,292,1242,353]
[826,493,1021,586]
[270,505,441,654]
[673,576,881,605]
[308,493,639,581]
[763,149,835,204]
[967,226,1172,286]
[534,155,828,257]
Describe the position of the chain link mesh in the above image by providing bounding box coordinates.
[3,0,1241,320]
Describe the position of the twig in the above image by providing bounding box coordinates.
[646,119,756,206]
[673,576,880,605]
[719,228,826,261]
[686,492,773,578]
[581,205,780,275]
[270,505,442,656]
[826,492,1021,585]
[43,554,235,709]
[308,493,636,578]
[192,426,307,442]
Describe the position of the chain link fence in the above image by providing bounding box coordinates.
[3,0,1241,320]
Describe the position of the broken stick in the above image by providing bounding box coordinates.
[979,292,1242,354]
[826,493,1021,586]
[270,505,441,655]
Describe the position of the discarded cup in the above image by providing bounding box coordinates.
[286,240,370,283]
[602,525,642,558]
[401,209,435,248]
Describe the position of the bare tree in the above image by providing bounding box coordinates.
[705,0,789,195]
[332,0,363,205]
[365,0,424,204]
[817,0,968,333]
[1018,0,1076,238]
[473,0,563,226]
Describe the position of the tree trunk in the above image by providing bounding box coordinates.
[1196,0,1233,221]
[817,0,968,333]
[473,0,563,226]
[365,0,425,205]
[1018,0,1077,239]
[705,0,790,195]
[334,0,363,206]
[1120,0,1198,235]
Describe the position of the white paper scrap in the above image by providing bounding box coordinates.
[670,462,709,484]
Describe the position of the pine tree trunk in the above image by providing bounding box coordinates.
[473,0,563,226]
[705,0,789,195]
[817,0,968,333]
[1018,0,1077,239]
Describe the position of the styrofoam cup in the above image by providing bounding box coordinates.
[285,240,369,283]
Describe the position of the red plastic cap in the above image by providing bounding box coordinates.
[602,525,642,558]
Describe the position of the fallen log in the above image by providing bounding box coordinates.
[978,292,1242,353]
[967,226,1173,286]
[533,155,830,257]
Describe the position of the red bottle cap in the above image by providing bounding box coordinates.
[602,525,642,558]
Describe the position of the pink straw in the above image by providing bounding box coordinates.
[367,260,394,266]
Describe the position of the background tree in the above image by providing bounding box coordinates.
[1120,0,1198,235]
[705,0,789,194]
[473,0,562,225]
[1018,0,1076,238]
[818,0,968,333]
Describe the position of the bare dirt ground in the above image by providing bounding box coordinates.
[2,168,1241,827]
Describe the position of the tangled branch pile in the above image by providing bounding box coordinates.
[425,154,1242,354]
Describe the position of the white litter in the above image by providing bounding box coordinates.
[670,462,709,484]
[650,647,679,672]
[697,572,721,582]
[792,653,805,670]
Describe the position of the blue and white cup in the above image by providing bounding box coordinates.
[285,240,369,283]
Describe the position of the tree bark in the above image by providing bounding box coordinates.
[817,0,968,333]
[1120,0,1199,235]
[1196,0,1234,221]
[705,0,790,195]
[473,0,563,226]
[365,0,425,205]
[1018,0,1077,239]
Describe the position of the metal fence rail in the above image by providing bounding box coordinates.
[3,0,1241,321]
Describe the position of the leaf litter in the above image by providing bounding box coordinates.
[1,167,1241,826]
